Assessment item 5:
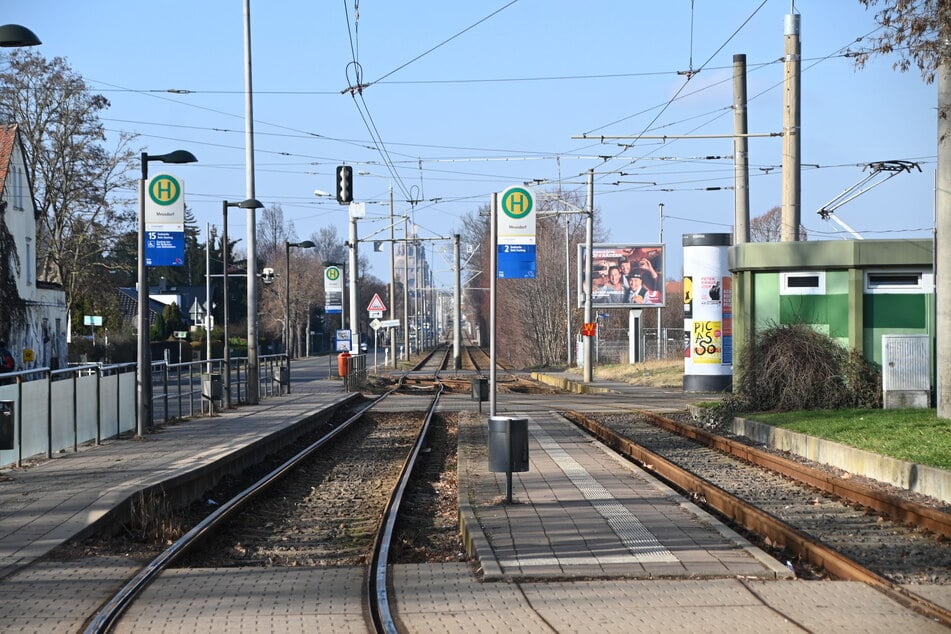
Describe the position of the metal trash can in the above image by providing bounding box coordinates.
[487,416,529,473]
[0,401,13,451]
[274,366,289,385]
[471,377,488,402]
[202,373,222,399]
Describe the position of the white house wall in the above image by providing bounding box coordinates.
[2,126,68,370]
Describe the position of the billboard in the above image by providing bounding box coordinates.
[578,243,666,308]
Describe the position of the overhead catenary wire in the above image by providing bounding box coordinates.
[49,5,918,242]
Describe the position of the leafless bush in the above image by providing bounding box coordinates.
[721,323,881,416]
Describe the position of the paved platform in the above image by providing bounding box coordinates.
[0,363,945,632]
[458,409,791,581]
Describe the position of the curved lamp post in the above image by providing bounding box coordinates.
[285,240,316,393]
[137,150,197,437]
[222,198,263,408]
[0,24,41,47]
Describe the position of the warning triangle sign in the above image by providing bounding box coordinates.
[367,293,387,312]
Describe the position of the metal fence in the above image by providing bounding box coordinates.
[577,328,685,366]
[0,354,290,469]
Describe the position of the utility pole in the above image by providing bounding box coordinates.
[348,211,359,351]
[565,218,572,367]
[403,217,410,359]
[454,234,462,370]
[243,0,261,404]
[734,53,751,244]
[389,186,397,367]
[657,203,664,360]
[781,12,802,242]
[583,170,594,383]
[937,55,951,418]
[205,223,212,371]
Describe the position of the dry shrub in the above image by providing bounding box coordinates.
[728,323,881,414]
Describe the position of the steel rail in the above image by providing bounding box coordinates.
[634,409,951,539]
[565,411,951,628]
[367,383,444,633]
[83,392,376,634]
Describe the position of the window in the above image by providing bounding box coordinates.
[780,271,825,295]
[25,237,32,286]
[865,270,931,294]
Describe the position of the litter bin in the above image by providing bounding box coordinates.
[337,351,351,377]
[0,401,13,451]
[487,416,529,473]
[202,373,222,400]
[273,366,289,385]
[471,377,488,402]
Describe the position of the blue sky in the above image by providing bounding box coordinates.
[6,1,936,285]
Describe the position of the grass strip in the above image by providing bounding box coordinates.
[750,408,951,471]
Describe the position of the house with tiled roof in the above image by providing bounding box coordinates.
[0,124,67,370]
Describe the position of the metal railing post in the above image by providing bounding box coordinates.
[72,370,78,452]
[16,378,23,467]
[46,370,53,459]
[96,366,102,445]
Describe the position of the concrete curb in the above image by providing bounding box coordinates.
[730,415,950,504]
[456,415,503,581]
[80,392,361,541]
[530,372,616,394]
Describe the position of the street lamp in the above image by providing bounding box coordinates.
[222,198,262,409]
[0,24,41,47]
[137,150,197,437]
[285,240,316,393]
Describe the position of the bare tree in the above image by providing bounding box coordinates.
[464,189,592,367]
[309,225,348,265]
[256,204,290,263]
[853,1,950,83]
[0,50,138,322]
[750,206,808,242]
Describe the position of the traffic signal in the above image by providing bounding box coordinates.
[336,165,353,204]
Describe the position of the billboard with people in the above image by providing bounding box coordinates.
[578,243,666,308]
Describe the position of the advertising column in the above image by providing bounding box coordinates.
[683,233,732,392]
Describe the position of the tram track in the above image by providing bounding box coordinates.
[564,409,951,627]
[82,380,444,633]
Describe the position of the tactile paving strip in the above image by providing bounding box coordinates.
[530,421,677,563]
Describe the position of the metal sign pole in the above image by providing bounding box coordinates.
[490,193,498,417]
